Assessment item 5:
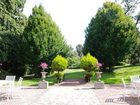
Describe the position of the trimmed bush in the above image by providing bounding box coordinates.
[51,55,68,83]
[80,53,98,82]
[81,53,98,71]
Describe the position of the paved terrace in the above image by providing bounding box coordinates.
[0,79,140,105]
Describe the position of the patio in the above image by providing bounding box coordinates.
[0,79,140,105]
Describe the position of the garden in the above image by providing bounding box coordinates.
[0,0,140,87]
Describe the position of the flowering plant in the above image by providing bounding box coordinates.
[40,62,48,72]
[95,63,102,72]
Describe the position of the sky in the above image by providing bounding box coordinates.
[23,0,110,49]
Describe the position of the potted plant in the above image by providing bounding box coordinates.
[40,62,48,81]
[80,53,98,82]
[95,63,102,81]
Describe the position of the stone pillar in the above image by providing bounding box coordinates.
[38,81,49,89]
[94,81,105,89]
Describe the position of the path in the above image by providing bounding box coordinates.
[0,79,100,105]
[31,79,100,105]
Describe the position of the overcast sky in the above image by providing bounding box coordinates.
[23,0,111,49]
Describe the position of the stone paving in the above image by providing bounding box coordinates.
[0,79,100,105]
[31,86,100,105]
[0,79,140,105]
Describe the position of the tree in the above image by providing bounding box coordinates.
[83,2,138,71]
[115,0,140,26]
[0,0,27,77]
[0,0,27,34]
[76,44,83,58]
[129,34,140,64]
[23,5,69,77]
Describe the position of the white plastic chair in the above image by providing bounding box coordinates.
[5,76,16,86]
[16,77,23,88]
[130,75,140,92]
[0,82,13,100]
[133,82,140,101]
[121,78,136,101]
[130,75,140,82]
[11,77,23,99]
[0,76,16,100]
[5,76,16,81]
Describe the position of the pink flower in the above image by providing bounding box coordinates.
[96,63,102,68]
[40,62,48,70]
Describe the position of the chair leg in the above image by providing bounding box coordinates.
[123,94,125,102]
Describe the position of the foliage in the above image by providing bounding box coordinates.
[0,0,27,77]
[128,36,140,64]
[80,53,98,71]
[0,69,10,79]
[80,53,98,82]
[51,55,68,83]
[68,57,81,69]
[122,0,140,16]
[0,0,27,35]
[115,0,140,26]
[67,49,81,69]
[0,33,27,76]
[52,55,68,72]
[23,5,69,77]
[54,71,65,83]
[76,44,83,58]
[83,2,138,71]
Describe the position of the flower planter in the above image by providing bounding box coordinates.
[38,72,48,89]
[94,72,104,89]
[96,72,102,81]
[41,72,47,81]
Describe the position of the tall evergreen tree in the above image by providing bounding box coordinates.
[0,0,27,77]
[23,5,69,77]
[83,2,138,71]
[0,0,26,34]
[76,44,83,58]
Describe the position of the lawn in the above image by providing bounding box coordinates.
[22,69,85,86]
[22,65,140,86]
[97,65,140,84]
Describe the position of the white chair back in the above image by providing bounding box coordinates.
[17,77,23,87]
[5,76,16,81]
[130,75,140,82]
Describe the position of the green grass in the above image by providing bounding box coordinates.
[22,65,140,86]
[22,69,85,86]
[96,65,140,84]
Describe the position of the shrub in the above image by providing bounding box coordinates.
[81,53,98,71]
[0,69,10,79]
[80,53,98,82]
[52,55,68,72]
[51,55,68,83]
[68,57,81,69]
[54,71,65,82]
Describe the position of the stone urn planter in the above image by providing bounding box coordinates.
[41,71,47,81]
[96,72,102,81]
[94,72,104,89]
[38,72,49,89]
